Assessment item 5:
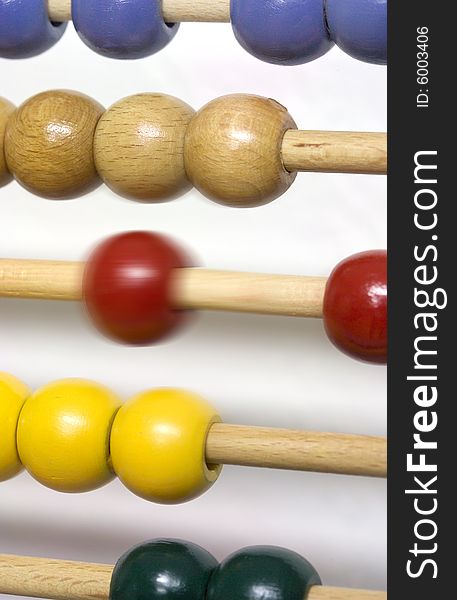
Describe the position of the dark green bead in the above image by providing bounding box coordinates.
[206,546,322,600]
[110,539,218,600]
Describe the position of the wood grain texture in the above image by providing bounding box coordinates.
[173,269,326,317]
[310,588,386,600]
[0,554,112,600]
[5,91,104,199]
[206,424,387,478]
[0,260,326,318]
[282,130,387,175]
[0,98,15,186]
[47,0,231,22]
[2,90,387,203]
[0,554,386,600]
[184,94,297,207]
[0,260,83,300]
[94,94,194,202]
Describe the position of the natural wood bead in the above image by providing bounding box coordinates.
[0,98,15,187]
[94,94,194,202]
[184,94,297,208]
[5,91,104,199]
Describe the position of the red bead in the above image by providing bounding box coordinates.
[83,232,191,344]
[323,250,387,364]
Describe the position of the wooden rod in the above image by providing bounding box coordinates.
[0,555,112,600]
[206,424,387,478]
[0,260,83,301]
[174,269,326,317]
[282,131,387,175]
[0,554,386,600]
[47,0,231,23]
[0,260,327,318]
[311,590,386,600]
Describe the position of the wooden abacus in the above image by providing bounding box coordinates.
[1,0,387,596]
[0,541,387,600]
[0,91,386,207]
[0,232,387,363]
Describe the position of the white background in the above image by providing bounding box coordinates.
[0,20,387,597]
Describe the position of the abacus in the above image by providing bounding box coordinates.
[0,0,387,65]
[0,231,387,363]
[0,373,386,503]
[0,91,387,207]
[1,0,387,595]
[0,540,386,600]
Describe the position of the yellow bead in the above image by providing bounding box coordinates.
[0,372,30,481]
[17,379,121,493]
[110,389,222,504]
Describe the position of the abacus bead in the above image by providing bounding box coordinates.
[5,91,104,199]
[231,0,333,66]
[110,389,221,504]
[184,95,297,207]
[94,94,194,202]
[83,231,190,344]
[0,372,30,481]
[323,250,387,364]
[0,0,67,59]
[17,379,121,493]
[326,0,387,65]
[110,539,218,600]
[207,546,321,600]
[0,98,15,186]
[72,0,179,59]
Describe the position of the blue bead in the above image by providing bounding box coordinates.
[0,0,67,59]
[72,0,179,59]
[231,0,333,66]
[326,0,387,65]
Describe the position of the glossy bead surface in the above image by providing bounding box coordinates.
[323,250,387,363]
[207,546,321,600]
[110,388,221,503]
[0,372,30,481]
[17,379,121,492]
[0,98,15,187]
[94,94,194,202]
[184,95,297,207]
[72,0,179,59]
[326,0,387,65]
[110,539,218,600]
[0,0,67,59]
[5,91,104,199]
[83,231,190,344]
[231,0,333,66]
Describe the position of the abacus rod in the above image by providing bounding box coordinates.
[207,424,387,478]
[175,268,326,317]
[282,131,387,175]
[47,0,231,23]
[0,554,386,600]
[0,259,327,318]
